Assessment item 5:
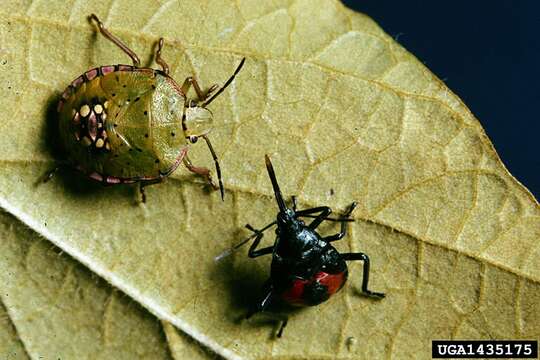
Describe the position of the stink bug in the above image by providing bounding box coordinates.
[53,14,245,201]
[217,155,385,337]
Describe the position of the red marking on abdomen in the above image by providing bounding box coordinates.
[315,271,346,296]
[281,278,309,306]
[280,271,347,306]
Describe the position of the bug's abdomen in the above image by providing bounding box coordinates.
[280,270,348,307]
[58,65,185,182]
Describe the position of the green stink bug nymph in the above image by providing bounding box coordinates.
[53,14,245,202]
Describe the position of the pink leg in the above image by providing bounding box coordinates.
[89,14,141,66]
[155,38,169,74]
[180,77,206,100]
[137,178,163,203]
[183,155,217,190]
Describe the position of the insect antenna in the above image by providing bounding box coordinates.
[265,155,288,213]
[214,221,277,261]
[201,134,224,200]
[202,58,246,107]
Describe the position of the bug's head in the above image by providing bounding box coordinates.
[275,209,318,261]
[183,105,214,142]
[181,104,223,199]
[182,58,247,151]
[277,208,297,227]
[180,58,246,201]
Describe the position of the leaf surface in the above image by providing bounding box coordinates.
[0,211,217,359]
[0,1,539,359]
[163,321,219,360]
[0,300,28,360]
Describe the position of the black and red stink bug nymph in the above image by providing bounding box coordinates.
[50,14,245,202]
[218,155,385,337]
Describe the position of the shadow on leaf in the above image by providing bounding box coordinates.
[212,231,303,339]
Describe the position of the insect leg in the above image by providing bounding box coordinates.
[294,203,355,233]
[36,161,72,185]
[180,77,206,101]
[245,281,273,319]
[295,206,332,230]
[323,202,357,242]
[155,38,169,75]
[276,317,288,338]
[183,154,218,188]
[215,221,277,261]
[180,79,220,102]
[291,196,298,211]
[183,141,224,201]
[294,206,330,217]
[246,224,274,258]
[204,84,219,99]
[341,252,385,299]
[245,283,288,339]
[138,179,162,203]
[39,166,60,184]
[89,14,141,67]
[201,134,224,200]
[292,198,354,223]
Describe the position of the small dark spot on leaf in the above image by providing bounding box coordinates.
[151,85,156,89]
[171,132,175,137]
[134,97,140,102]
[114,123,118,127]
[112,93,116,97]
[115,75,119,82]
[136,148,142,152]
[123,84,126,88]
[144,133,149,138]
[129,148,133,152]
[143,111,148,115]
[155,159,160,163]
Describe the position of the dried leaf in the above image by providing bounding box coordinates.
[163,321,220,360]
[0,212,210,359]
[0,301,28,360]
[0,1,538,359]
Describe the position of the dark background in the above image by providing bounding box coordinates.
[342,1,539,199]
